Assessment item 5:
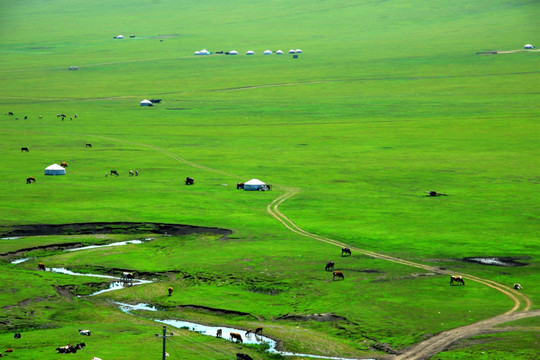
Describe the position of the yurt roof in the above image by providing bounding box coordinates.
[45,164,65,170]
[140,99,152,104]
[245,179,265,185]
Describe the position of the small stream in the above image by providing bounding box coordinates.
[10,238,370,360]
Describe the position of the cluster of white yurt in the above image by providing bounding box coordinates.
[288,49,302,54]
[194,49,211,55]
[44,164,66,176]
[524,44,534,49]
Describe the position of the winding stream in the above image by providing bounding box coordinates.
[11,239,370,360]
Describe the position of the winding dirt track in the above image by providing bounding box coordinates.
[266,189,537,360]
[87,136,537,359]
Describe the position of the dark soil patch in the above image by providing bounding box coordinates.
[176,304,252,317]
[370,342,400,355]
[0,222,232,238]
[462,257,529,267]
[277,313,347,322]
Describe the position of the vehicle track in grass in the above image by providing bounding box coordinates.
[82,135,536,359]
[267,189,536,359]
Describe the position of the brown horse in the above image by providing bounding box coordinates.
[230,332,243,343]
[245,329,252,337]
[255,327,263,335]
[38,263,46,271]
[333,271,344,281]
[26,177,36,184]
[450,275,464,286]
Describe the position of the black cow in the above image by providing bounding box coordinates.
[8,112,14,116]
[185,177,194,185]
[236,182,244,189]
[237,354,254,360]
[110,170,119,176]
[325,261,335,271]
[341,247,351,257]
[21,147,29,152]
[149,99,162,103]
[14,333,21,339]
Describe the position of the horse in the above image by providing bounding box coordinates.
[245,329,252,337]
[168,287,173,296]
[85,143,92,148]
[216,329,222,338]
[110,170,119,176]
[450,275,465,286]
[325,261,335,271]
[21,147,29,152]
[26,177,36,184]
[60,162,68,168]
[333,271,345,281]
[254,327,263,335]
[230,332,243,343]
[513,283,522,290]
[185,177,194,185]
[341,248,351,257]
[38,263,46,271]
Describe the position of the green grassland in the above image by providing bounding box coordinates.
[0,0,538,359]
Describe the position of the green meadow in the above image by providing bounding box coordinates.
[0,0,538,359]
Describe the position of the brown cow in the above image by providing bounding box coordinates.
[230,332,243,343]
[450,275,465,286]
[60,162,68,168]
[333,271,344,280]
[38,263,46,271]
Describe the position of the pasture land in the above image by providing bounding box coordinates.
[0,0,538,359]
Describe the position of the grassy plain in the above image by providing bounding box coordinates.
[0,0,539,359]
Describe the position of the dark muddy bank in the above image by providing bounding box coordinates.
[0,222,232,237]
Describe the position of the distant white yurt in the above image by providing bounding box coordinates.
[243,179,266,191]
[140,99,153,106]
[288,49,296,54]
[524,44,534,49]
[44,164,66,176]
[229,50,238,55]
[200,49,211,55]
[263,50,272,55]
[117,35,124,39]
[246,50,255,55]
[194,51,201,55]
[276,50,284,55]
[295,49,302,53]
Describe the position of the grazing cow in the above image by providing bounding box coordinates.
[237,354,254,360]
[26,177,36,184]
[450,275,465,286]
[425,191,448,197]
[135,170,139,176]
[121,272,134,283]
[513,283,522,290]
[236,182,244,189]
[245,329,252,337]
[230,332,243,343]
[110,170,119,176]
[216,328,222,338]
[341,247,351,257]
[185,177,194,185]
[129,170,134,176]
[74,114,78,118]
[79,329,91,336]
[60,162,68,168]
[325,261,335,271]
[38,263,46,271]
[14,333,21,339]
[168,287,173,296]
[333,271,345,281]
[21,147,29,152]
[216,51,224,54]
[56,345,77,354]
[39,115,43,119]
[8,112,14,116]
[85,143,92,148]
[24,116,28,120]
[254,327,263,335]
[150,99,162,103]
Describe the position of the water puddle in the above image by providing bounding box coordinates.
[463,257,528,267]
[11,257,33,264]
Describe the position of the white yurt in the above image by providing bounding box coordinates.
[263,50,272,55]
[524,44,534,49]
[44,164,66,176]
[243,179,266,191]
[288,49,295,54]
[194,51,201,55]
[246,50,255,55]
[140,99,153,106]
[276,50,284,55]
[200,49,211,55]
[229,50,238,55]
[117,35,124,39]
[295,49,303,53]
